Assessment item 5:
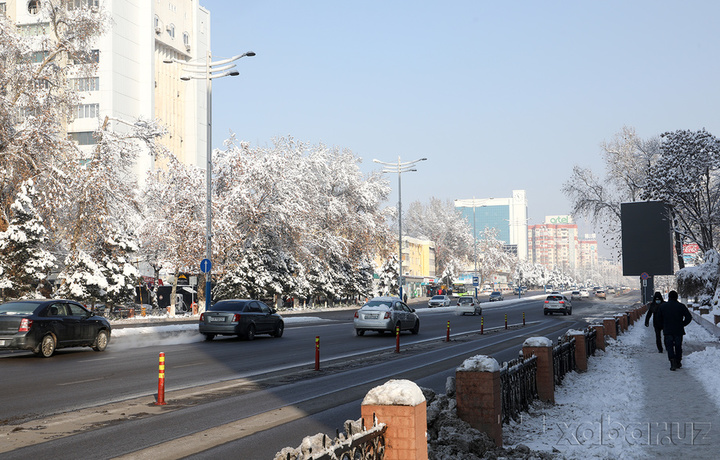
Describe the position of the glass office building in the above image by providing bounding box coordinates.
[454,190,528,260]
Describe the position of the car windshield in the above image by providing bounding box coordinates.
[0,301,42,314]
[364,300,392,309]
[431,296,444,300]
[458,298,473,304]
[491,292,501,295]
[546,295,563,301]
[209,301,248,312]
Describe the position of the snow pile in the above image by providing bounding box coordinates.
[362,379,425,406]
[457,355,501,372]
[523,336,553,347]
[564,329,585,336]
[274,418,385,460]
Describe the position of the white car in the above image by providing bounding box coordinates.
[428,295,451,308]
[456,297,482,316]
[354,297,419,336]
[580,289,590,299]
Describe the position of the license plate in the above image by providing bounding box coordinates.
[364,314,378,320]
[0,340,7,346]
[209,317,225,322]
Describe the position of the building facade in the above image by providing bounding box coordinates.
[454,190,528,261]
[528,216,599,273]
[2,0,210,182]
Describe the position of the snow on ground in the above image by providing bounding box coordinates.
[504,319,720,459]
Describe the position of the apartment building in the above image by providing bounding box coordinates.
[2,0,210,181]
[528,216,599,273]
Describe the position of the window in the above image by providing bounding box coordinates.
[154,15,161,34]
[167,23,175,39]
[68,131,96,145]
[28,0,41,14]
[31,51,49,64]
[0,3,6,16]
[183,32,190,48]
[72,49,100,65]
[72,77,99,91]
[64,0,98,9]
[75,103,99,119]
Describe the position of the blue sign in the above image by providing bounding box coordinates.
[472,276,479,287]
[200,258,212,273]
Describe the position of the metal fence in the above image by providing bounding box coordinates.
[553,336,575,385]
[585,327,597,357]
[278,417,387,460]
[500,354,538,424]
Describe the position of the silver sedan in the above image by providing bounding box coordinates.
[354,297,419,336]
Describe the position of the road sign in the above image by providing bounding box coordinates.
[472,276,479,287]
[640,272,649,280]
[200,258,212,273]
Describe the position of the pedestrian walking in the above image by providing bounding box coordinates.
[644,291,665,353]
[654,290,692,371]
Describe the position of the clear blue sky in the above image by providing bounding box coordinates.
[199,0,720,248]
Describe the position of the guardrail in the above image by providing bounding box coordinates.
[276,417,387,460]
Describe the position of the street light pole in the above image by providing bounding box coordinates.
[164,50,255,310]
[473,197,477,298]
[373,156,426,301]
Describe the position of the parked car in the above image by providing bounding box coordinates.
[428,295,451,308]
[456,297,482,316]
[199,299,284,341]
[543,295,573,315]
[571,290,582,300]
[354,297,419,336]
[0,299,111,358]
[488,291,504,302]
[595,289,607,300]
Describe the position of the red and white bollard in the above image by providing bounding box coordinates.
[155,352,167,405]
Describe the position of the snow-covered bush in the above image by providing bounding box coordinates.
[676,249,720,307]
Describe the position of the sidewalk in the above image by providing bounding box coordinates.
[504,313,720,459]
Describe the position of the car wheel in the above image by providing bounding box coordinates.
[92,330,109,352]
[273,322,284,338]
[563,310,568,316]
[544,310,548,315]
[246,324,256,341]
[411,320,419,335]
[569,309,573,315]
[37,334,56,358]
[356,329,365,336]
[204,333,215,341]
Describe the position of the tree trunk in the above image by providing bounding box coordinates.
[169,268,178,316]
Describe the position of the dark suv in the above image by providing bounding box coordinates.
[199,299,284,341]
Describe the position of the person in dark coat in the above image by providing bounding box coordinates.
[644,292,665,353]
[654,290,692,371]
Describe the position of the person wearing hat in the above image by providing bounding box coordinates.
[644,291,665,353]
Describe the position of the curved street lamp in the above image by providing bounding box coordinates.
[373,156,427,300]
[164,50,255,310]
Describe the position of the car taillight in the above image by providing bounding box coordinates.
[559,300,565,304]
[199,313,205,321]
[354,311,359,318]
[544,300,549,304]
[384,312,391,319]
[19,318,32,332]
[232,314,241,322]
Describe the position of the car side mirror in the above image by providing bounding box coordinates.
[410,308,415,312]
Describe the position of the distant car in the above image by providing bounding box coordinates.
[199,299,284,341]
[544,295,573,315]
[488,291,504,302]
[456,297,482,316]
[607,287,616,294]
[354,297,419,336]
[571,290,581,300]
[513,286,527,295]
[580,289,590,299]
[0,300,111,358]
[544,285,554,293]
[595,289,607,300]
[428,295,451,308]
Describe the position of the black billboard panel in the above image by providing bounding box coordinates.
[621,201,674,276]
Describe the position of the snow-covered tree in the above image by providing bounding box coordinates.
[376,255,399,296]
[473,227,516,288]
[403,198,473,277]
[676,249,720,307]
[55,249,108,305]
[99,229,139,307]
[0,180,56,299]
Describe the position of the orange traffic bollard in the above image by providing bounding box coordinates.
[481,316,484,334]
[155,352,167,405]
[505,313,508,329]
[315,336,320,371]
[395,325,400,353]
[446,320,450,342]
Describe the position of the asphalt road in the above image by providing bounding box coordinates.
[0,290,640,459]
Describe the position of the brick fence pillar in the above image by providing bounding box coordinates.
[592,324,605,351]
[361,380,427,460]
[617,314,628,332]
[522,337,554,403]
[603,318,617,339]
[569,332,587,372]
[455,356,503,447]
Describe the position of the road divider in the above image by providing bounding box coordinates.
[156,352,167,406]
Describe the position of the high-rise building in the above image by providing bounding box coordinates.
[527,217,599,273]
[454,190,528,260]
[2,0,210,182]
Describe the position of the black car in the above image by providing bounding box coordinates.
[199,299,284,341]
[0,299,111,358]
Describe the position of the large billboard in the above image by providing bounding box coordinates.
[621,201,674,276]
